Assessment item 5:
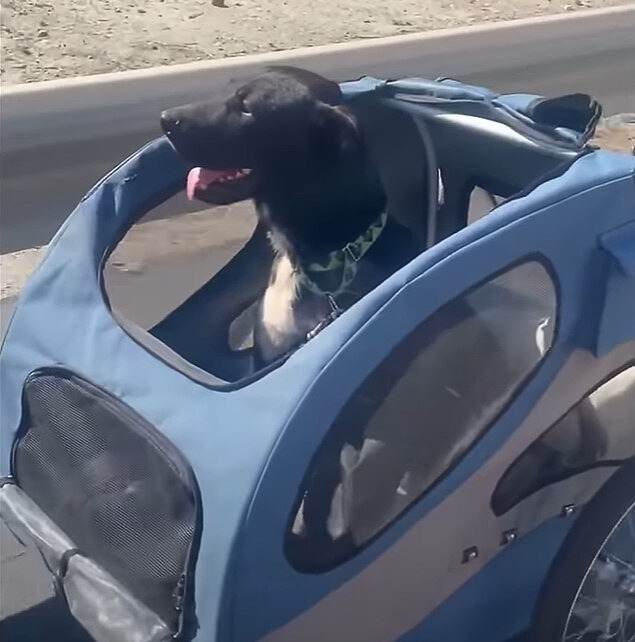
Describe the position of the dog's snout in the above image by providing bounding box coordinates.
[160,110,183,135]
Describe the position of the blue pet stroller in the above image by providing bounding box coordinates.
[1,75,634,642]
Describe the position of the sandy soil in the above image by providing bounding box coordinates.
[0,0,627,85]
[592,114,635,153]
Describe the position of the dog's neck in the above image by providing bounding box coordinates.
[255,159,386,267]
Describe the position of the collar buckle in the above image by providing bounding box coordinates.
[343,242,363,263]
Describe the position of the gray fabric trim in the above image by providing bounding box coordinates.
[0,484,172,642]
[410,116,440,249]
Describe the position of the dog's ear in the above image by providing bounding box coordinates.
[312,103,360,162]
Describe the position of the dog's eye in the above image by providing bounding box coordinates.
[234,94,252,117]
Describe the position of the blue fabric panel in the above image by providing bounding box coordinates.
[386,77,497,101]
[0,138,323,639]
[531,94,601,141]
[341,76,598,149]
[1,74,633,642]
[232,151,635,641]
[496,93,601,143]
[495,93,542,114]
[340,76,385,98]
[340,76,498,102]
[0,137,190,465]
[434,77,498,99]
[597,220,635,355]
[597,265,635,356]
[601,220,635,277]
[398,516,575,642]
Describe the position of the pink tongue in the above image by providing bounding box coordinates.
[186,167,227,201]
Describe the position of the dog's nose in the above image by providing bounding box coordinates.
[160,110,182,135]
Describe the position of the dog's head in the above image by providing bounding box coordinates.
[161,67,361,205]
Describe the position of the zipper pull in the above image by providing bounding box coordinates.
[173,574,186,613]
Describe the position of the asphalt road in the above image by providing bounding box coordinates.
[1,45,634,642]
[2,45,634,254]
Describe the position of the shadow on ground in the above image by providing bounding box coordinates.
[0,595,529,642]
[0,596,93,642]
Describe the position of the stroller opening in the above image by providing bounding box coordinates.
[104,79,593,385]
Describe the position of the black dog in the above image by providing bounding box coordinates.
[161,67,418,365]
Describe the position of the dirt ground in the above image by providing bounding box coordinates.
[0,0,628,85]
[591,114,635,154]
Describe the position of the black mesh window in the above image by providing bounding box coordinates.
[492,365,635,515]
[12,369,200,630]
[287,260,557,572]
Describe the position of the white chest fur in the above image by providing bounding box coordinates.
[257,254,303,363]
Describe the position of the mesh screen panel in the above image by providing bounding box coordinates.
[14,371,198,629]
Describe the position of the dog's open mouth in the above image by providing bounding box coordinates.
[187,167,257,205]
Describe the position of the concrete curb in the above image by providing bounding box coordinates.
[2,6,634,153]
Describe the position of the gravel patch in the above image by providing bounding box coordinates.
[0,1,627,85]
